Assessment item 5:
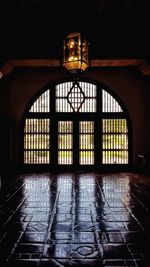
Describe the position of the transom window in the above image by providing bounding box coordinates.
[56,81,96,112]
[23,80,130,168]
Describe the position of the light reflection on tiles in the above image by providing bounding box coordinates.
[0,172,148,267]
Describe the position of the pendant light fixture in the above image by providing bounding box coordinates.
[63,32,89,75]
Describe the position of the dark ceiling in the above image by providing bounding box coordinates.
[0,0,149,64]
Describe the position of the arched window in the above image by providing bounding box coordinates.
[23,80,130,169]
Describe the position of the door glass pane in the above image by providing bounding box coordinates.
[58,135,72,149]
[24,150,50,164]
[80,151,94,165]
[24,119,50,164]
[79,121,94,165]
[80,135,94,149]
[58,121,73,165]
[102,119,128,164]
[58,151,73,165]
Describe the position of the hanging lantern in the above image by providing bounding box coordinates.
[63,32,89,74]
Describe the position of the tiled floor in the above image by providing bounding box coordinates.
[0,172,150,266]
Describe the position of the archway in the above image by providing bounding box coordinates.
[22,79,131,171]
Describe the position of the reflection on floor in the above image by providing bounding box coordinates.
[0,172,150,266]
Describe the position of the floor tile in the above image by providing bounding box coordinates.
[0,172,149,266]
